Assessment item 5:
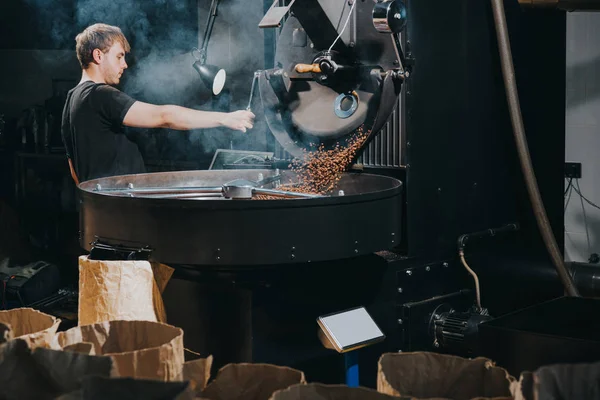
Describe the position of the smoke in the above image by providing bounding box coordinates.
[74,0,152,50]
[23,0,272,165]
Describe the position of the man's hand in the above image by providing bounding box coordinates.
[221,110,255,133]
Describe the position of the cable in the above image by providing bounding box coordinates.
[459,250,482,309]
[184,348,202,356]
[490,0,580,297]
[564,178,573,212]
[328,0,357,53]
[564,177,573,196]
[571,182,600,212]
[575,179,592,254]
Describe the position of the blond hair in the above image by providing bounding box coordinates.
[75,23,131,69]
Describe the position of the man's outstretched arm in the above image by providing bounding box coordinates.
[123,101,255,132]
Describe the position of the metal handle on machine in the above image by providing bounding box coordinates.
[247,71,262,111]
[372,0,409,77]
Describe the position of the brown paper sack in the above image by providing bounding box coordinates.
[51,319,184,381]
[201,363,306,400]
[0,307,60,348]
[0,321,13,344]
[270,383,403,400]
[377,352,515,400]
[78,255,174,325]
[180,355,214,396]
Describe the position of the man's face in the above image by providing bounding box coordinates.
[100,42,128,85]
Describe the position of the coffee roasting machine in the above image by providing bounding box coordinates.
[78,0,600,385]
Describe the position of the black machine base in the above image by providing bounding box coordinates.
[479,296,600,376]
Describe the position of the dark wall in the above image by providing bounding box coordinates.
[0,0,76,50]
[404,0,565,263]
[0,0,198,52]
[0,50,80,121]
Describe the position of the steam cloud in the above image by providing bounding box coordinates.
[23,0,270,166]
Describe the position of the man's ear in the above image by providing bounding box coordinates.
[92,49,103,64]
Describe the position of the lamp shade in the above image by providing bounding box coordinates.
[193,62,227,96]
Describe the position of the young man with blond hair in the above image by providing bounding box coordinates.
[62,23,255,183]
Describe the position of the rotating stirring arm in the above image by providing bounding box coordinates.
[92,177,325,200]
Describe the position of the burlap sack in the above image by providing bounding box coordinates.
[270,383,404,400]
[78,255,174,325]
[0,307,60,348]
[377,352,515,400]
[201,363,306,400]
[51,319,184,381]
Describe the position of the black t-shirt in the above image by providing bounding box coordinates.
[61,81,146,182]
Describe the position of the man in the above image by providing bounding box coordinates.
[62,23,255,183]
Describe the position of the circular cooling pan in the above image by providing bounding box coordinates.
[78,169,403,267]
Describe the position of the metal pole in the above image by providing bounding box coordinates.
[344,351,359,387]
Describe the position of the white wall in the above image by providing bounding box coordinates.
[564,13,600,262]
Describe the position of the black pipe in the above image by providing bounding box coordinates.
[567,262,600,297]
[490,0,580,297]
[457,223,519,250]
[199,0,221,64]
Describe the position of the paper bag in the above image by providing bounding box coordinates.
[180,355,214,396]
[60,376,195,400]
[151,261,174,323]
[0,321,12,344]
[63,342,95,355]
[201,363,306,400]
[0,338,113,400]
[0,338,60,399]
[511,361,600,400]
[51,319,184,381]
[0,307,60,348]
[78,255,174,325]
[270,383,403,400]
[32,346,114,393]
[377,352,515,400]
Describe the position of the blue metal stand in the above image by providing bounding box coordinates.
[344,350,359,387]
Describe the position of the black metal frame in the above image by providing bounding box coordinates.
[197,0,221,66]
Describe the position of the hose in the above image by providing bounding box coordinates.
[459,249,482,309]
[490,0,580,297]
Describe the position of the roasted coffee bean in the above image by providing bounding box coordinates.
[252,126,369,200]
